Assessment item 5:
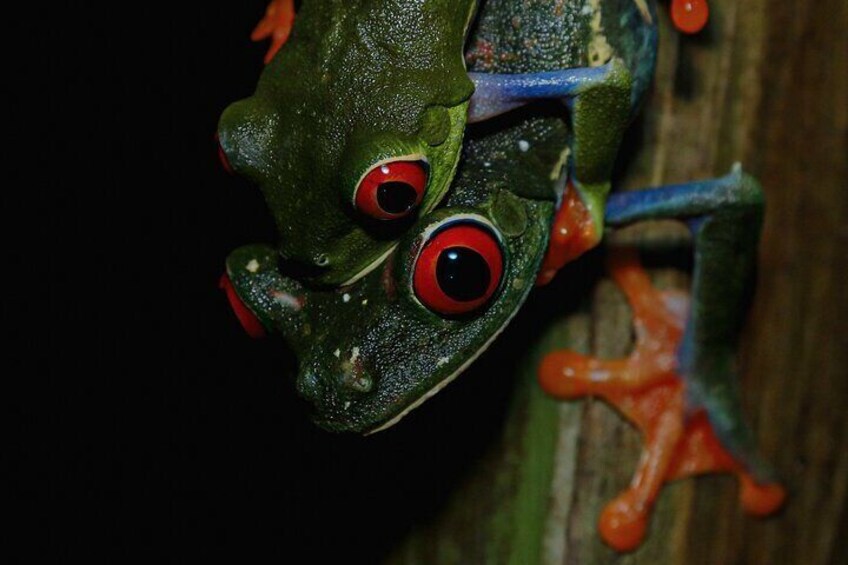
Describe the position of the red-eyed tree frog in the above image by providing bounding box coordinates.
[217,0,784,552]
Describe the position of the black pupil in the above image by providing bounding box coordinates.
[436,247,491,302]
[377,182,418,215]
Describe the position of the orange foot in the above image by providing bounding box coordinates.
[538,249,785,552]
[251,0,296,65]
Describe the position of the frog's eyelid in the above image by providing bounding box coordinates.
[414,214,501,253]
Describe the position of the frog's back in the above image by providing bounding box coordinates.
[466,0,658,109]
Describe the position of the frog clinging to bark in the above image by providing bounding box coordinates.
[217,0,785,551]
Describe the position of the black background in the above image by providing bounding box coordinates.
[17,2,848,563]
[19,3,594,560]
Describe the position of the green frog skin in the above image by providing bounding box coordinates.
[218,0,653,287]
[219,0,784,552]
[218,0,478,287]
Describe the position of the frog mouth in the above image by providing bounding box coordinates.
[338,244,399,287]
[363,305,521,435]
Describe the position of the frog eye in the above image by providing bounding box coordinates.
[354,159,428,220]
[413,221,504,316]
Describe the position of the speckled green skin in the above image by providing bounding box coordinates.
[219,0,477,286]
[467,0,657,98]
[467,0,656,228]
[218,0,655,287]
[227,117,561,432]
[224,0,658,432]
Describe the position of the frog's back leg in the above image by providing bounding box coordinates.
[540,167,786,551]
[604,167,779,476]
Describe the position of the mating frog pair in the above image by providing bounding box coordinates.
[217,0,783,551]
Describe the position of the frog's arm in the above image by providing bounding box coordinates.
[539,166,786,551]
[252,0,295,64]
[467,65,615,123]
[469,60,633,281]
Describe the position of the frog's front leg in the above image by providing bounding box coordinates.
[251,0,295,64]
[540,167,786,551]
[469,60,633,282]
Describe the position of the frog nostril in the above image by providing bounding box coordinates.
[277,254,330,279]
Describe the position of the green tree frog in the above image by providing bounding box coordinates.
[218,0,784,552]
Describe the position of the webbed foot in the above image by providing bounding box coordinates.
[251,0,295,65]
[539,249,785,551]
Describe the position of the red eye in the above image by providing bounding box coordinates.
[413,222,504,316]
[355,160,428,220]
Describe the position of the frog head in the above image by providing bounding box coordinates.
[218,0,477,287]
[221,66,575,430]
[224,184,553,432]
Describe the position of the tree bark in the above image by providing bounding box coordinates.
[388,1,848,563]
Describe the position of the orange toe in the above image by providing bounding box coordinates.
[251,0,296,64]
[538,351,615,399]
[538,249,783,551]
[739,474,787,516]
[599,492,649,552]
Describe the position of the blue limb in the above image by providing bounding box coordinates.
[467,64,614,122]
[605,165,777,481]
[606,165,760,226]
[470,60,634,235]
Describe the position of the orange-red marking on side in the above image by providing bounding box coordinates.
[251,0,296,65]
[538,249,785,552]
[536,181,600,286]
[220,274,267,339]
[214,133,233,174]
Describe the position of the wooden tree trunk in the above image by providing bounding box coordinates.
[388,1,848,563]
